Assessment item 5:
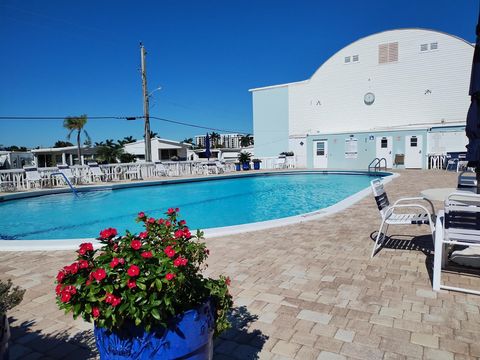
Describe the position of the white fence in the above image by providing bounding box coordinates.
[0,161,237,192]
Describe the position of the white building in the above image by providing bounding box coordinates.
[31,146,96,167]
[123,138,194,162]
[250,28,473,169]
[195,133,252,149]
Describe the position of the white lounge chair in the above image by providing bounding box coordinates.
[124,165,142,180]
[0,177,15,192]
[88,162,108,182]
[457,171,477,190]
[433,192,480,295]
[371,179,435,258]
[23,166,48,189]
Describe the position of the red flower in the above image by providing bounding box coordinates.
[183,228,191,239]
[138,211,145,218]
[147,217,155,224]
[204,249,210,255]
[105,292,115,304]
[110,257,120,269]
[61,291,71,303]
[173,257,188,267]
[179,220,186,226]
[157,218,164,224]
[99,228,117,239]
[141,251,153,259]
[175,207,179,212]
[78,242,93,255]
[167,208,175,215]
[127,278,137,289]
[165,221,171,227]
[55,284,63,295]
[111,296,122,307]
[165,273,176,281]
[92,268,107,282]
[67,262,79,274]
[164,246,175,258]
[139,231,148,239]
[127,265,140,277]
[78,260,89,269]
[174,230,184,239]
[131,240,142,250]
[86,279,92,286]
[56,271,66,283]
[225,277,231,286]
[92,307,100,318]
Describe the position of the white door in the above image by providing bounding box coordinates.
[313,140,328,168]
[375,136,393,168]
[405,135,423,168]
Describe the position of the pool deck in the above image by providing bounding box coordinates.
[1,169,480,359]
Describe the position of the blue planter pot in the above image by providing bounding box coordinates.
[253,162,261,170]
[94,300,215,359]
[235,163,241,171]
[242,162,250,171]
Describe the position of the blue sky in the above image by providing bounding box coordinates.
[0,0,477,148]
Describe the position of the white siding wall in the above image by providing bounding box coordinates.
[288,29,473,136]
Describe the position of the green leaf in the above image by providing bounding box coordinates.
[155,278,163,291]
[151,308,161,320]
[85,303,92,313]
[137,282,146,290]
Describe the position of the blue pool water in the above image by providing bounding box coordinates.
[0,172,381,240]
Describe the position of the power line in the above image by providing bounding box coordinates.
[0,115,251,134]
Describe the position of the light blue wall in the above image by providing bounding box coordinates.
[252,87,289,157]
[307,129,428,169]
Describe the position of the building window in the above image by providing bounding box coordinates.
[381,138,388,148]
[344,56,351,63]
[379,42,398,64]
[420,44,428,51]
[316,142,325,156]
[352,55,359,62]
[430,42,438,50]
[410,137,418,147]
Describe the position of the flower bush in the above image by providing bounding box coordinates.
[55,209,232,335]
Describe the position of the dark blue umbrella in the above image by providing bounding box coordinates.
[466,7,480,193]
[205,133,211,160]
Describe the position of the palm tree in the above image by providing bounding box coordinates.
[64,115,90,164]
[240,134,253,147]
[182,138,194,144]
[210,132,221,148]
[144,131,158,139]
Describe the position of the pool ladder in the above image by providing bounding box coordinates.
[368,158,387,172]
[51,172,79,197]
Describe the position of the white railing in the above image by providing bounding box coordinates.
[0,161,238,192]
[252,156,296,170]
[428,154,447,170]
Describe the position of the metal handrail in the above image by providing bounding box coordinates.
[368,158,387,172]
[51,172,78,197]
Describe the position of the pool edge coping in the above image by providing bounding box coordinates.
[0,170,397,251]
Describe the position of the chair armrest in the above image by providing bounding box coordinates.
[393,197,435,215]
[385,203,434,220]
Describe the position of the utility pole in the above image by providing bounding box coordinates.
[140,42,152,162]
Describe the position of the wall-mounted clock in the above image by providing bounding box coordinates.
[364,92,375,105]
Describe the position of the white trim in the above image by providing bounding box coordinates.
[248,80,308,92]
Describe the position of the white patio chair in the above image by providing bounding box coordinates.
[433,192,480,295]
[88,162,108,182]
[274,157,286,169]
[124,165,142,180]
[0,177,15,192]
[371,179,435,258]
[56,164,78,185]
[23,166,49,189]
[153,162,169,177]
[214,161,225,174]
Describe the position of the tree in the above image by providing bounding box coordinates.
[64,115,90,164]
[240,134,253,147]
[182,138,194,144]
[96,143,124,164]
[209,132,221,148]
[54,141,74,148]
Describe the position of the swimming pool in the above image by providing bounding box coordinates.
[0,171,389,241]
